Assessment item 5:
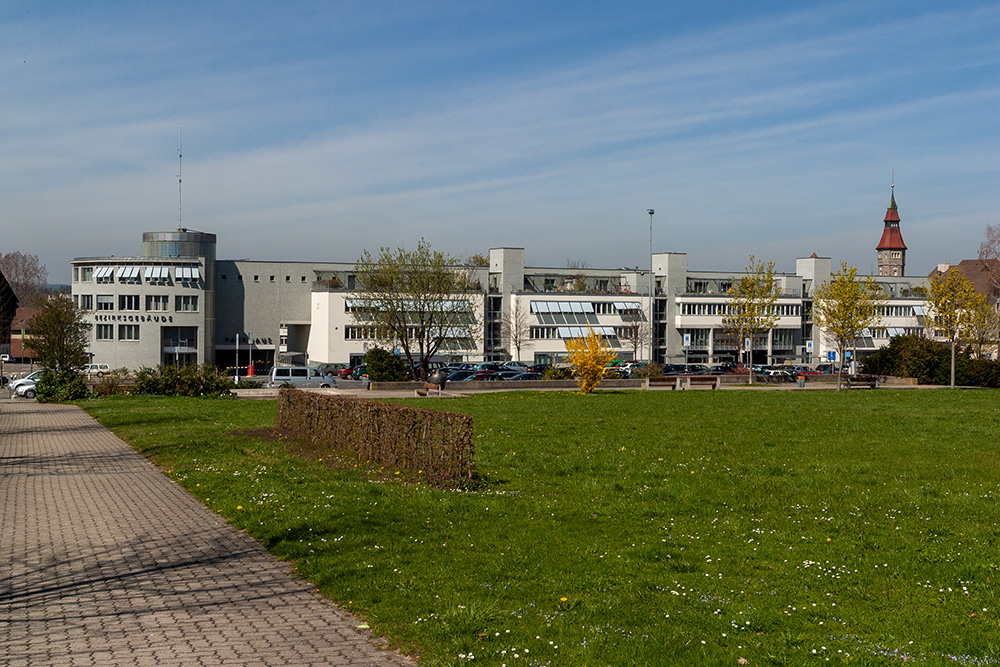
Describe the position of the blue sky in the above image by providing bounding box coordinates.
[3,1,997,283]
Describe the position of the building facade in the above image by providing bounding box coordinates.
[70,192,933,371]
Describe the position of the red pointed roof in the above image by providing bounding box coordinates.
[876,188,907,250]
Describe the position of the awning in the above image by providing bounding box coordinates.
[557,326,618,339]
[175,266,201,281]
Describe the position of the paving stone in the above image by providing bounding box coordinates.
[1,401,414,666]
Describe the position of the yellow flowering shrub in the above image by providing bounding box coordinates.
[564,328,618,394]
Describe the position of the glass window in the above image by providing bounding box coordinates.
[119,295,139,311]
[118,324,139,341]
[175,295,199,312]
[78,294,93,310]
[146,295,170,312]
[96,324,114,340]
[97,295,114,311]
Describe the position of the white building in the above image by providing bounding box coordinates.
[69,191,930,371]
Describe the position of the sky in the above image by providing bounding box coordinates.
[2,1,998,284]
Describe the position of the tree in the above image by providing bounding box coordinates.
[353,239,480,380]
[811,263,885,391]
[618,308,649,361]
[722,256,779,384]
[965,297,1000,360]
[501,298,532,362]
[0,251,48,308]
[564,328,617,394]
[928,270,982,387]
[466,253,490,267]
[979,223,1000,294]
[26,294,90,371]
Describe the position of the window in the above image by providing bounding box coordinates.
[94,267,115,283]
[76,295,93,310]
[221,274,227,281]
[96,324,114,340]
[175,295,199,312]
[79,267,94,282]
[285,276,291,283]
[270,276,275,283]
[146,295,170,312]
[119,295,140,311]
[96,295,114,311]
[118,324,139,341]
[254,275,259,282]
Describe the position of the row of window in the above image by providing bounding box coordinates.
[95,324,140,341]
[220,274,310,283]
[76,295,198,313]
[94,325,198,345]
[678,302,802,317]
[77,266,201,285]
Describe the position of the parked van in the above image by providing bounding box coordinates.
[82,363,111,377]
[267,366,337,388]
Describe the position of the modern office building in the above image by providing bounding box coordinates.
[70,190,935,371]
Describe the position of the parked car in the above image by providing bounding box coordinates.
[267,366,337,388]
[446,370,476,382]
[463,371,504,381]
[501,361,529,372]
[10,369,48,392]
[82,363,111,377]
[475,363,504,372]
[14,379,39,399]
[337,366,358,379]
[527,364,552,375]
[507,372,542,381]
[350,365,369,380]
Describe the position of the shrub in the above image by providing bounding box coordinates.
[860,334,999,386]
[364,347,410,382]
[276,389,476,486]
[542,366,571,380]
[565,329,618,393]
[133,364,235,397]
[92,368,131,397]
[36,369,90,402]
[629,362,664,379]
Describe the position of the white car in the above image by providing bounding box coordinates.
[9,369,47,392]
[14,380,38,399]
[82,363,111,377]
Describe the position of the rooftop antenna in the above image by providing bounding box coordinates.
[178,122,183,230]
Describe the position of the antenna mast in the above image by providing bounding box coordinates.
[178,122,183,229]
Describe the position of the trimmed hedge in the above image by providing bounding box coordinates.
[276,389,476,486]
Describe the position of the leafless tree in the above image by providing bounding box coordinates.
[618,308,649,360]
[501,298,532,362]
[0,251,48,307]
[979,224,1000,293]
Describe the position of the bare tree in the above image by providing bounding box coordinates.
[0,251,48,307]
[979,224,1000,294]
[501,298,532,362]
[618,307,649,360]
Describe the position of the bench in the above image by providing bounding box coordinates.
[646,375,720,390]
[415,381,446,397]
[845,375,879,389]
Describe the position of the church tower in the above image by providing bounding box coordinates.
[876,185,907,276]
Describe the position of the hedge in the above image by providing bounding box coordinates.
[276,389,476,486]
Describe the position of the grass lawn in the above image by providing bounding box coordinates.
[82,390,1000,666]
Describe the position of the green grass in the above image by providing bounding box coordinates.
[81,390,1000,666]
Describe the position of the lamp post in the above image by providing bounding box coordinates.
[647,209,654,363]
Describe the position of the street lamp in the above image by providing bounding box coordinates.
[647,209,654,363]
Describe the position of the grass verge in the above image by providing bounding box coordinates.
[81,390,1000,666]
